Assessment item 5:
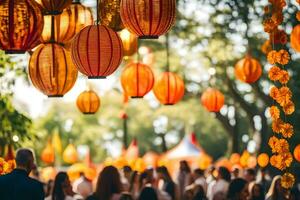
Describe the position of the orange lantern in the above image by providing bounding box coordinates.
[99,0,124,31]
[76,90,101,114]
[230,153,240,165]
[291,25,300,52]
[247,156,257,168]
[36,0,73,15]
[0,0,43,54]
[153,72,185,105]
[63,144,78,164]
[119,29,138,58]
[29,43,78,97]
[240,151,250,168]
[143,152,159,168]
[294,144,300,162]
[121,62,155,98]
[257,153,269,168]
[71,25,123,79]
[235,55,262,83]
[120,0,176,39]
[41,140,55,164]
[201,88,225,112]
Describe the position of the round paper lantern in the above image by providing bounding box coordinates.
[71,25,123,79]
[41,2,93,44]
[201,88,225,112]
[0,0,43,54]
[120,0,176,39]
[153,72,185,105]
[240,151,250,168]
[63,144,78,164]
[247,156,257,168]
[229,153,240,165]
[121,62,155,98]
[99,0,124,31]
[294,144,300,162]
[257,153,269,168]
[36,0,73,15]
[119,29,138,58]
[235,55,262,83]
[76,90,101,114]
[291,25,300,52]
[29,43,78,97]
[41,141,55,164]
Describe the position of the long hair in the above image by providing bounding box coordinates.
[52,172,68,200]
[266,175,281,200]
[138,187,158,200]
[227,178,247,200]
[157,166,172,182]
[95,166,122,200]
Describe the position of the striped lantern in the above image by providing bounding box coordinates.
[36,0,73,15]
[76,90,101,114]
[201,88,225,112]
[235,55,262,84]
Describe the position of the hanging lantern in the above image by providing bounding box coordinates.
[36,0,73,15]
[235,55,262,83]
[41,2,93,44]
[294,144,300,162]
[119,29,138,58]
[247,156,257,168]
[153,72,185,105]
[229,153,240,165]
[0,0,44,54]
[63,143,78,164]
[71,25,123,79]
[99,0,124,31]
[29,43,78,97]
[120,0,176,39]
[41,140,55,164]
[257,153,269,168]
[76,90,101,114]
[240,150,250,168]
[291,25,300,52]
[201,88,225,112]
[121,62,155,98]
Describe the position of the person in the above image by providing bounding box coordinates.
[193,168,208,194]
[122,166,132,191]
[46,172,80,200]
[250,183,264,200]
[86,166,122,200]
[45,180,54,197]
[0,148,45,200]
[265,175,290,200]
[119,193,134,200]
[157,166,176,200]
[227,178,249,200]
[207,167,231,200]
[231,167,240,180]
[72,172,93,199]
[206,166,216,185]
[244,168,256,183]
[129,171,140,199]
[177,160,193,199]
[256,168,271,194]
[192,185,207,200]
[138,187,159,200]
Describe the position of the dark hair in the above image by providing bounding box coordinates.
[251,184,264,200]
[218,167,231,182]
[138,187,158,200]
[193,185,206,200]
[123,166,132,173]
[194,168,205,176]
[15,148,33,167]
[95,166,122,200]
[246,168,256,177]
[180,160,191,173]
[156,166,172,182]
[52,172,69,200]
[120,193,134,200]
[227,178,247,200]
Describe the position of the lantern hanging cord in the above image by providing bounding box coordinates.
[166,34,170,72]
[96,0,99,24]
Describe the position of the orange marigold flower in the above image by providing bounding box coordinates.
[264,6,271,14]
[263,19,277,33]
[261,40,272,54]
[277,138,290,153]
[276,49,290,65]
[267,50,278,64]
[269,0,286,9]
[272,12,283,25]
[281,173,295,189]
[281,123,294,138]
[272,119,284,133]
[276,86,292,106]
[268,66,282,81]
[283,101,295,115]
[270,86,279,100]
[279,70,290,84]
[270,155,285,170]
[282,152,293,167]
[268,136,279,153]
[269,106,280,120]
[297,11,300,22]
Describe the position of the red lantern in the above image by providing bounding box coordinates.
[121,62,155,98]
[120,0,176,39]
[76,90,100,114]
[235,55,262,83]
[153,72,185,105]
[36,0,73,15]
[0,0,44,54]
[201,88,225,112]
[291,25,300,52]
[71,25,123,79]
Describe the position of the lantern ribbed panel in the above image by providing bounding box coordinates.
[76,90,100,114]
[119,29,137,57]
[29,43,78,97]
[71,25,123,79]
[36,0,73,15]
[99,0,124,31]
[235,56,262,83]
[0,0,43,54]
[153,72,185,105]
[121,62,154,98]
[120,0,176,39]
[291,25,300,52]
[201,88,224,112]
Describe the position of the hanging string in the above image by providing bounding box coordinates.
[166,33,170,72]
[96,0,99,24]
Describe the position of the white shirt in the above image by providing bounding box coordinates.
[207,179,229,200]
[72,177,93,199]
[195,177,208,194]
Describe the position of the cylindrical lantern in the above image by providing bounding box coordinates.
[153,72,185,105]
[99,0,124,31]
[235,55,262,83]
[0,0,44,54]
[201,88,225,112]
[71,25,123,79]
[294,144,300,162]
[63,143,78,164]
[120,0,176,39]
[29,43,78,97]
[291,25,300,52]
[119,29,138,58]
[121,62,155,98]
[76,90,101,114]
[41,2,93,44]
[41,140,55,164]
[257,153,269,168]
[36,0,73,15]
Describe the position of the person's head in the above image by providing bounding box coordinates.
[244,168,256,182]
[218,167,231,182]
[193,168,205,180]
[120,193,134,200]
[156,166,172,181]
[251,183,264,200]
[227,178,249,200]
[123,166,132,179]
[52,172,72,200]
[192,185,206,200]
[15,148,35,174]
[232,167,240,179]
[138,187,158,200]
[95,166,122,200]
[180,160,191,173]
